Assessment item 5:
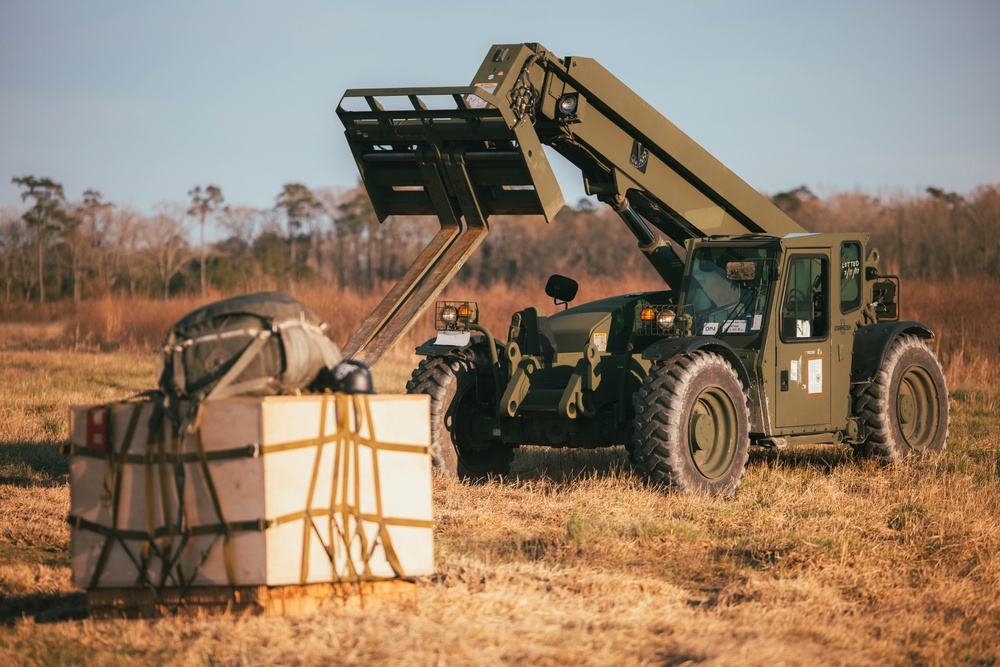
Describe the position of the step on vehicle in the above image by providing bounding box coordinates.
[336,43,949,496]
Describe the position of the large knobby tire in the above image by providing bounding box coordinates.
[852,334,949,460]
[405,349,514,481]
[631,351,751,498]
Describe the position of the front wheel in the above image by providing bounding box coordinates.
[631,352,750,497]
[852,334,949,460]
[405,349,515,480]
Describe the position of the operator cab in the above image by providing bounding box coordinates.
[679,242,778,340]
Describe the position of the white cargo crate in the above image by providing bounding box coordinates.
[67,394,433,592]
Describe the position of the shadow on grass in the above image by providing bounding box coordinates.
[506,443,859,486]
[657,650,709,666]
[748,444,856,474]
[0,440,69,487]
[508,445,638,485]
[0,591,87,626]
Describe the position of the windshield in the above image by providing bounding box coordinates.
[682,245,775,336]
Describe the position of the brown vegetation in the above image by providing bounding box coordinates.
[2,181,999,664]
[4,180,999,387]
[0,347,998,664]
[783,184,1000,282]
[3,272,993,391]
[3,182,998,304]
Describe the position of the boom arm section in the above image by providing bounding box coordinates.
[522,46,806,242]
[336,43,805,365]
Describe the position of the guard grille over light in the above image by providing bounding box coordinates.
[435,301,479,331]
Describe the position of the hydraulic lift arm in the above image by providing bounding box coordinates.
[336,43,805,365]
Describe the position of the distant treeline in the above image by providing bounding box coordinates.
[2,176,998,305]
[772,184,1000,282]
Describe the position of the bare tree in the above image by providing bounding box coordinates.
[218,206,280,290]
[60,189,111,304]
[309,187,343,283]
[275,183,325,285]
[218,206,266,248]
[111,207,146,298]
[144,203,191,299]
[336,186,379,290]
[84,192,118,297]
[968,185,1000,280]
[0,208,27,303]
[188,185,224,298]
[11,175,68,304]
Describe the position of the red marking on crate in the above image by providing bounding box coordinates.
[86,406,109,451]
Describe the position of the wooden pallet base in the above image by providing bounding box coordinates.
[87,580,417,619]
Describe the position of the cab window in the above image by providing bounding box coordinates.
[781,255,828,340]
[682,246,775,336]
[840,242,862,313]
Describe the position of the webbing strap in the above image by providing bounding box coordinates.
[140,413,156,585]
[333,395,361,582]
[263,437,428,456]
[154,413,183,589]
[179,330,274,436]
[193,427,237,586]
[67,416,430,464]
[69,515,270,541]
[63,442,263,463]
[88,405,144,589]
[180,532,223,592]
[309,394,420,582]
[204,331,273,402]
[299,395,329,584]
[75,400,258,591]
[77,401,244,591]
[73,394,429,588]
[351,396,373,578]
[270,508,431,529]
[171,345,187,398]
[361,397,406,578]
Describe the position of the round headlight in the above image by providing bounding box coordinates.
[640,306,656,322]
[441,306,458,326]
[657,309,676,330]
[457,303,473,321]
[558,94,578,116]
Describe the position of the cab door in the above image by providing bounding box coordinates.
[774,251,833,428]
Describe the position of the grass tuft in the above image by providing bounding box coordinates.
[0,312,998,663]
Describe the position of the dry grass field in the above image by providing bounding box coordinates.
[1,281,999,665]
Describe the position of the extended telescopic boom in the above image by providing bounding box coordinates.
[336,42,805,365]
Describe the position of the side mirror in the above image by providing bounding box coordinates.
[545,274,578,309]
[872,278,899,321]
[726,261,756,281]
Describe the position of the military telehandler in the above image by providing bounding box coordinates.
[335,43,948,496]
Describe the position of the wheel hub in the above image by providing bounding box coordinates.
[897,393,915,424]
[688,386,738,480]
[896,364,940,451]
[692,413,715,451]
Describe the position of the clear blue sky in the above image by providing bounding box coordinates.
[2,0,998,215]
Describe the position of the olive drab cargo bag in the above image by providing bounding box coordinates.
[157,292,342,403]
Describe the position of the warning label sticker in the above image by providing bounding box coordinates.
[808,358,823,394]
[466,83,497,109]
[722,319,746,334]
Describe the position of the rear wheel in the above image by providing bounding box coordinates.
[406,348,514,480]
[632,352,750,497]
[852,334,949,460]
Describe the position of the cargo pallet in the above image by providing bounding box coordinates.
[87,579,418,619]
